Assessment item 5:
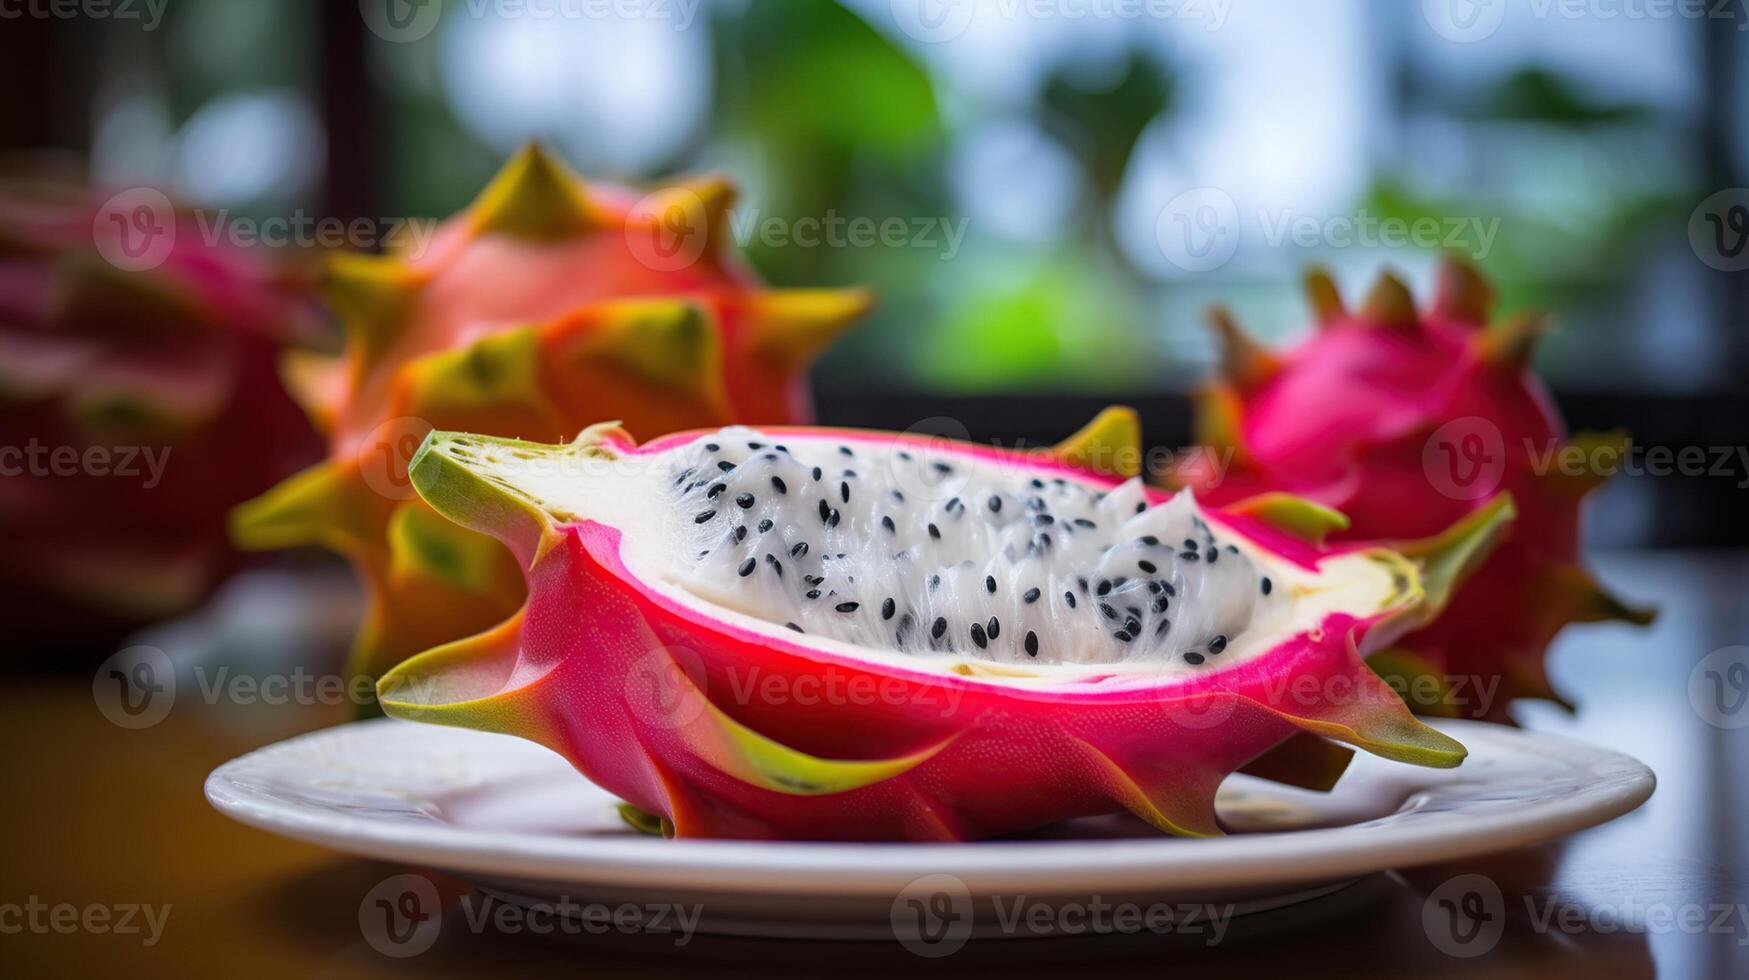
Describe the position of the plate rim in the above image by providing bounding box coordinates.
[205,717,1655,897]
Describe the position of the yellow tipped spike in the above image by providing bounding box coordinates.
[469,142,601,241]
[1053,406,1142,479]
[387,502,523,605]
[323,253,421,361]
[1204,305,1281,390]
[1360,269,1419,330]
[1474,310,1548,365]
[580,300,724,393]
[278,350,346,434]
[658,173,738,252]
[1224,493,1351,546]
[230,460,376,554]
[1302,266,1346,326]
[1433,258,1495,325]
[398,326,564,433]
[1545,430,1629,497]
[1191,386,1249,463]
[739,287,875,368]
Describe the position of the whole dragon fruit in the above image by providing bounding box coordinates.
[232,145,871,683]
[0,170,324,650]
[1176,260,1652,720]
[377,408,1512,841]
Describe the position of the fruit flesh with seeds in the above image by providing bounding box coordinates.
[1177,260,1653,720]
[378,408,1513,841]
[230,144,871,684]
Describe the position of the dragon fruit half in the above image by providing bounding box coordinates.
[377,408,1511,841]
[0,170,324,650]
[231,145,871,682]
[1176,260,1652,720]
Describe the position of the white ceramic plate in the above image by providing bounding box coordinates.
[206,717,1652,940]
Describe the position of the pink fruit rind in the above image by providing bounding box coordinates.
[380,412,1505,841]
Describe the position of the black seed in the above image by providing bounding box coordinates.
[1124,617,1141,634]
[1135,502,1146,514]
[765,554,782,577]
[1151,597,1170,614]
[986,616,999,639]
[840,482,850,503]
[791,542,809,558]
[898,451,912,461]
[1023,587,1041,604]
[776,444,789,453]
[707,483,727,498]
[985,575,997,595]
[930,575,941,591]
[1033,514,1054,526]
[827,509,841,528]
[698,550,709,558]
[1027,496,1046,511]
[1077,576,1090,593]
[695,510,717,524]
[1114,630,1133,643]
[1147,581,1162,594]
[1161,582,1177,596]
[945,496,961,511]
[1261,577,1272,595]
[786,622,803,633]
[1074,518,1096,529]
[891,489,904,503]
[771,476,787,494]
[1209,634,1228,654]
[1099,602,1118,620]
[812,466,823,480]
[1030,478,1044,489]
[1113,576,1127,588]
[881,515,896,534]
[806,589,822,599]
[835,601,859,613]
[1096,580,1112,597]
[1156,618,1171,636]
[842,468,857,478]
[804,575,823,585]
[1035,532,1053,550]
[717,460,735,472]
[1024,631,1039,657]
[988,496,1002,513]
[734,526,748,542]
[1064,591,1077,608]
[839,446,853,457]
[736,493,755,509]
[818,499,831,523]
[1180,551,1199,561]
[932,617,947,639]
[1140,535,1159,546]
[1184,652,1205,665]
[748,441,765,450]
[704,442,720,452]
[1184,538,1199,551]
[737,558,756,576]
[1138,559,1157,574]
[969,622,987,648]
[933,462,952,475]
[896,613,914,642]
[675,466,695,486]
[928,523,941,539]
[1208,549,1219,564]
[882,597,896,620]
[758,518,774,533]
[763,453,778,462]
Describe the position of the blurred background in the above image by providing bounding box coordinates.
[3,0,1748,629]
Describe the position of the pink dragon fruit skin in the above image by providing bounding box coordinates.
[0,172,325,647]
[377,410,1508,841]
[1179,261,1652,719]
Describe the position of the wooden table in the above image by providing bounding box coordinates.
[3,553,1745,978]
